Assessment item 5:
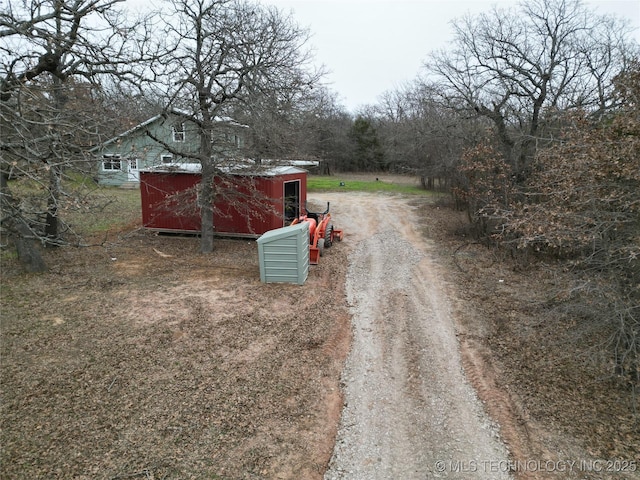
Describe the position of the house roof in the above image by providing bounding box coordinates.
[90,108,248,152]
[90,113,164,151]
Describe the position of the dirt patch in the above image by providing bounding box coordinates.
[1,227,350,479]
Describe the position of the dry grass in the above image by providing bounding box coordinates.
[1,228,350,479]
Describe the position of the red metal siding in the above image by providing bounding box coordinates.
[212,175,279,235]
[140,172,201,232]
[140,170,307,236]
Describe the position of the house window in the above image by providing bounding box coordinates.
[225,133,241,148]
[172,123,185,142]
[102,154,122,170]
[161,154,173,164]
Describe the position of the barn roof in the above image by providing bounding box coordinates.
[139,163,307,176]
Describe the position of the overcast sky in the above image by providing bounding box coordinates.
[264,0,640,112]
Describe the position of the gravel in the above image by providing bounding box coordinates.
[319,195,513,480]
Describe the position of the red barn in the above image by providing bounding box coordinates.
[140,164,307,237]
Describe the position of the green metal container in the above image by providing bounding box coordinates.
[257,222,309,285]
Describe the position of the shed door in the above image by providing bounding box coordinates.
[284,180,300,223]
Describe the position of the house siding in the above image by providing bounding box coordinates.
[93,112,241,187]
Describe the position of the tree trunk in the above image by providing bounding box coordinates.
[0,171,47,272]
[45,78,67,243]
[13,219,47,272]
[44,164,61,241]
[198,105,218,254]
[199,165,215,254]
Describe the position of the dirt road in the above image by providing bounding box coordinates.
[313,192,512,480]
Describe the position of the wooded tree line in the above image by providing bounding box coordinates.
[1,1,638,380]
[431,1,639,387]
[326,0,640,386]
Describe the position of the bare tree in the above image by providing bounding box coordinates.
[375,81,476,189]
[502,62,640,386]
[0,0,155,270]
[235,67,332,163]
[231,83,355,177]
[151,0,319,253]
[292,87,354,174]
[428,0,637,177]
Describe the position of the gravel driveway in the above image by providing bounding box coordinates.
[315,192,512,480]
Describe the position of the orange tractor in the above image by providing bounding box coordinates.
[290,202,343,264]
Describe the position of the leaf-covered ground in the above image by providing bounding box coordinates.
[1,229,350,479]
[1,177,638,479]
